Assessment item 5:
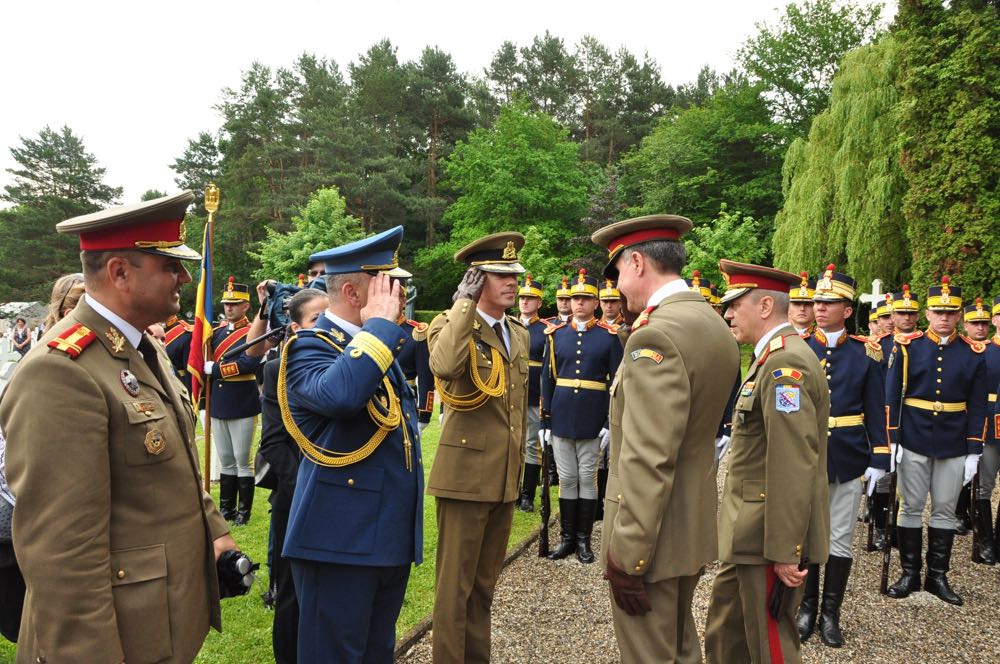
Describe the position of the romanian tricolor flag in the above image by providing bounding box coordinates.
[187,221,213,408]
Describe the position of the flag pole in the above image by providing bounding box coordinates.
[201,183,219,492]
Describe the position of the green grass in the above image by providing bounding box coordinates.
[0,408,547,663]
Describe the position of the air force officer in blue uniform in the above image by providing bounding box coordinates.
[280,226,423,663]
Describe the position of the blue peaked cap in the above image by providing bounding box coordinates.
[309,225,403,276]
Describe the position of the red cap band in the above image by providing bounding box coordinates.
[725,272,792,293]
[78,218,183,251]
[608,228,680,258]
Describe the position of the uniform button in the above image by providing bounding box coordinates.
[635,565,642,572]
[826,375,831,381]
[576,360,581,364]
[575,370,581,374]
[937,379,942,384]
[405,413,411,419]
[577,341,582,345]
[937,357,943,362]
[399,338,405,344]
[826,350,831,355]
[461,439,467,444]
[933,413,939,417]
[348,478,355,486]
[639,559,645,565]
[117,570,126,579]
[574,389,579,394]
[510,426,514,431]
[576,350,582,355]
[937,367,942,372]
[935,390,941,395]
[795,544,802,553]
[617,494,622,501]
[418,458,422,465]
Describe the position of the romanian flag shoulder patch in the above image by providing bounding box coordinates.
[630,348,663,364]
[771,368,803,382]
[47,323,97,359]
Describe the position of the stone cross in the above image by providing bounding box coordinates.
[859,279,883,307]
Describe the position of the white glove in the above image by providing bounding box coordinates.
[539,429,552,447]
[599,428,611,453]
[890,443,900,472]
[203,360,215,375]
[418,421,428,435]
[964,454,981,485]
[864,467,886,496]
[715,435,731,464]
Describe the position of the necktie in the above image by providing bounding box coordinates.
[492,322,509,357]
[138,337,162,380]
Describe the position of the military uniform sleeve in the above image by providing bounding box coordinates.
[287,318,407,418]
[541,333,555,416]
[863,355,890,469]
[967,354,988,454]
[610,326,689,575]
[885,342,905,448]
[760,367,823,564]
[428,299,476,380]
[214,340,260,379]
[415,334,434,423]
[2,354,125,663]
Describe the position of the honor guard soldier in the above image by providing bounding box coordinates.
[686,270,712,302]
[868,309,880,337]
[710,283,723,314]
[280,226,423,662]
[204,277,261,525]
[891,283,921,335]
[795,265,888,648]
[554,276,573,322]
[0,191,237,663]
[599,278,624,326]
[873,294,895,368]
[517,273,550,512]
[962,298,1000,564]
[540,269,623,563]
[163,313,194,392]
[789,271,817,335]
[393,270,435,433]
[427,233,529,663]
[591,216,739,663]
[885,276,988,605]
[705,260,829,664]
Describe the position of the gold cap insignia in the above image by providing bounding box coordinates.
[502,241,517,260]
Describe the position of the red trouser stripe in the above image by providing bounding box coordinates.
[764,566,785,664]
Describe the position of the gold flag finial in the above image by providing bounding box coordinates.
[204,183,220,217]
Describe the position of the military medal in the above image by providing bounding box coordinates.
[120,369,140,396]
[106,327,126,353]
[144,428,166,455]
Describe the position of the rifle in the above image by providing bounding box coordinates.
[880,470,898,595]
[972,472,981,563]
[865,492,875,551]
[538,433,551,557]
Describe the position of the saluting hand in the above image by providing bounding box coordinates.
[361,272,402,323]
[453,267,487,303]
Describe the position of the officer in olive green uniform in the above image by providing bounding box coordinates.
[591,215,740,664]
[427,233,529,664]
[704,260,830,664]
[0,193,235,664]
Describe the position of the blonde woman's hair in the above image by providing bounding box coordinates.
[45,273,85,330]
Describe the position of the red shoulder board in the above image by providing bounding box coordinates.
[757,334,786,365]
[961,336,987,353]
[894,330,923,346]
[406,319,428,332]
[47,323,96,359]
[633,305,657,330]
[596,320,619,334]
[543,321,566,335]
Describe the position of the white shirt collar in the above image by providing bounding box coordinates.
[477,308,510,350]
[84,294,143,348]
[754,323,792,359]
[647,278,691,308]
[324,310,361,337]
[820,327,846,348]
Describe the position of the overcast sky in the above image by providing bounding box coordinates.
[0,0,895,205]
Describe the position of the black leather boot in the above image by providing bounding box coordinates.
[547,499,577,560]
[518,463,541,512]
[595,467,609,521]
[925,527,962,605]
[887,527,922,598]
[234,477,255,526]
[818,556,852,647]
[795,564,820,641]
[955,484,972,535]
[219,474,238,522]
[867,491,889,552]
[576,499,597,564]
[973,499,996,565]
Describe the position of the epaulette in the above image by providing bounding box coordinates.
[757,335,786,365]
[851,334,884,362]
[633,305,656,330]
[596,320,619,334]
[961,335,987,354]
[47,323,97,359]
[506,315,526,329]
[407,319,429,342]
[311,328,345,350]
[893,330,923,345]
[543,321,566,335]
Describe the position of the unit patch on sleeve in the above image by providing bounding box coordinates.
[775,386,801,413]
[630,348,663,364]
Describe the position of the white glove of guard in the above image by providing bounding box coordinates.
[539,429,552,447]
[964,454,981,485]
[890,443,900,472]
[203,360,215,375]
[599,428,611,453]
[715,435,731,464]
[864,467,886,496]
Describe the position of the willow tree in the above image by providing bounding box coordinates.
[772,36,908,289]
[895,0,1000,298]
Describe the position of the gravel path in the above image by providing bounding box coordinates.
[398,472,1000,662]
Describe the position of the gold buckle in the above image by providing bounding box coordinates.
[829,416,837,429]
[933,401,944,412]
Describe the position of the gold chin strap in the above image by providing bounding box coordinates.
[278,332,411,470]
[435,341,506,411]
